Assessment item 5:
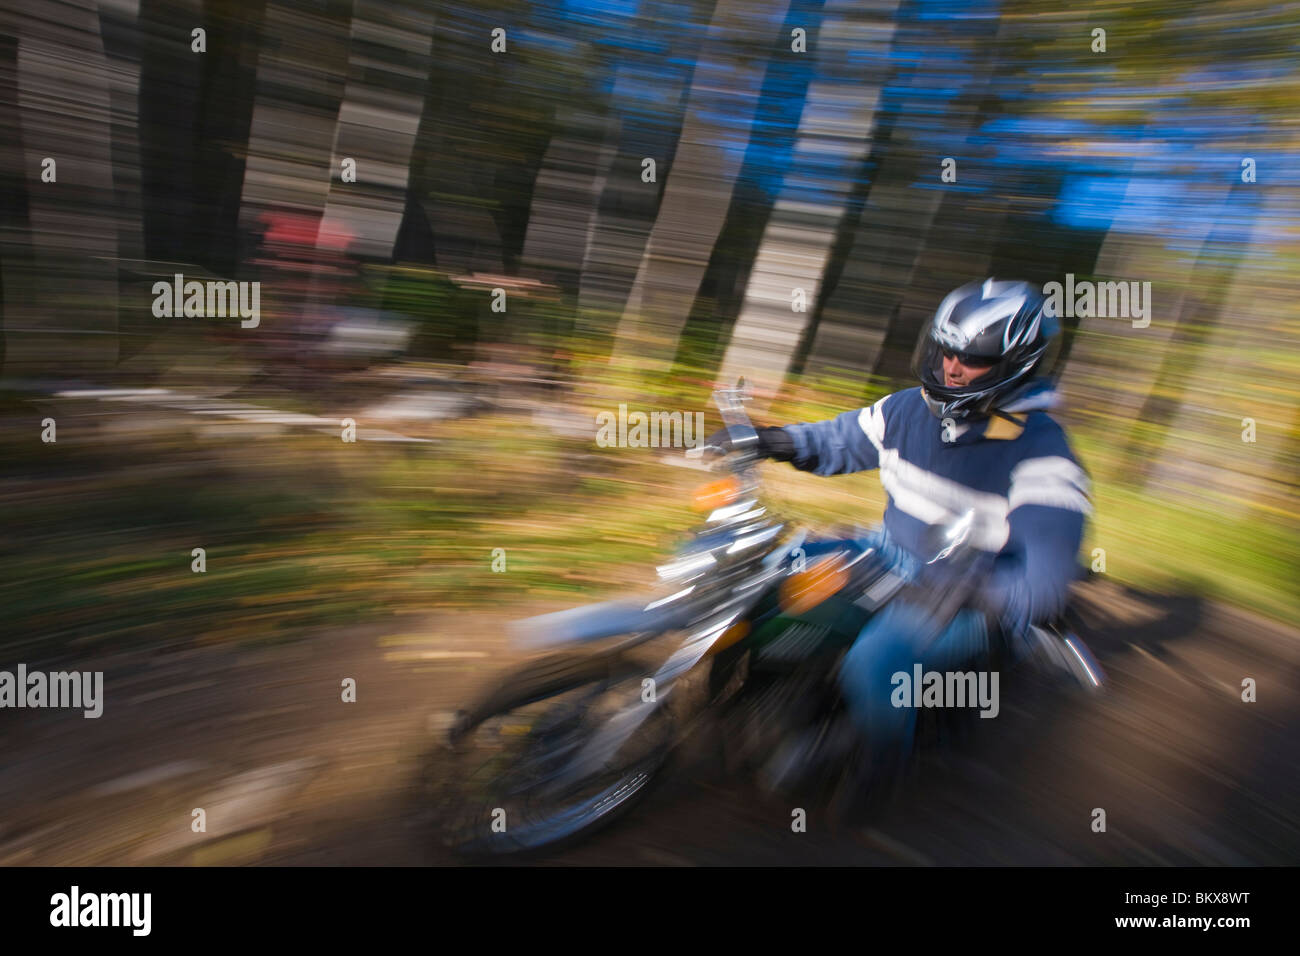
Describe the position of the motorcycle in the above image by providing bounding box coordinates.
[433,382,1105,855]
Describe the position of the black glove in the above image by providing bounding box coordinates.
[704,425,796,462]
[755,426,796,461]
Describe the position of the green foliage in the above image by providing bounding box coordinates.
[370,265,479,360]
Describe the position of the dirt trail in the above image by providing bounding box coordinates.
[1,579,1297,866]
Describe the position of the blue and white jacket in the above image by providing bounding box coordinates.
[781,380,1090,637]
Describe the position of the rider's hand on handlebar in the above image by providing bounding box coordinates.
[703,426,796,462]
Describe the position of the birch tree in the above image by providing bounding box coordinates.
[610,0,792,370]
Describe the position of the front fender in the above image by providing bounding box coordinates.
[510,598,691,650]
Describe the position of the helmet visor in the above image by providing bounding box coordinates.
[912,330,1000,394]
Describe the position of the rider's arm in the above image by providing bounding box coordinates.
[779,395,889,476]
[981,454,1091,639]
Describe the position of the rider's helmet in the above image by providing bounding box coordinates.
[911,278,1061,420]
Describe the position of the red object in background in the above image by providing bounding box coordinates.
[259,211,355,254]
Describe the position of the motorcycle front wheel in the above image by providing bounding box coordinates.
[431,651,672,857]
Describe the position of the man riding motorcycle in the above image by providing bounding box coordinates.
[718,278,1091,788]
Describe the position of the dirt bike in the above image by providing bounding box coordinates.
[433,382,1105,855]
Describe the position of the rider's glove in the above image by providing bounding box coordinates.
[755,426,796,461]
[704,426,796,462]
[967,580,1042,663]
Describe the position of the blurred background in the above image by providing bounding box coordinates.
[0,0,1297,866]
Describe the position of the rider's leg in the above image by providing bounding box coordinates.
[838,601,990,777]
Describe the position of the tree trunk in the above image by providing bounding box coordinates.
[4,0,120,378]
[521,107,618,298]
[237,0,351,247]
[1141,189,1300,522]
[716,0,902,397]
[802,1,1005,391]
[317,0,434,261]
[610,0,792,370]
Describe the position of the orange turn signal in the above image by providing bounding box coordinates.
[692,476,740,512]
